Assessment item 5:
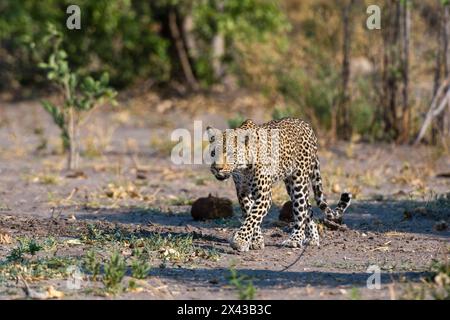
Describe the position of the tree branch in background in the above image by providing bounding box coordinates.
[182,13,198,60]
[440,3,450,138]
[335,0,355,141]
[415,79,450,144]
[381,0,402,139]
[432,1,450,143]
[211,0,225,81]
[398,0,411,143]
[169,8,199,91]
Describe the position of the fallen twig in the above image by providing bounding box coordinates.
[320,218,349,231]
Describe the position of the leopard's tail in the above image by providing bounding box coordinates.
[310,155,351,223]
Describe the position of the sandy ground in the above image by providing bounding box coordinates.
[0,100,448,300]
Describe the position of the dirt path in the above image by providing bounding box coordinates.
[0,101,448,299]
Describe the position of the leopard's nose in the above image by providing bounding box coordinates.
[211,162,223,171]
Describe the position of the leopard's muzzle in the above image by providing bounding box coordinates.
[210,165,231,181]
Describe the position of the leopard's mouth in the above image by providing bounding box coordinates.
[210,165,231,181]
[215,172,230,181]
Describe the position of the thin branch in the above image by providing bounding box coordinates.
[414,79,450,144]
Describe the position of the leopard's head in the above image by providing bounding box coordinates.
[206,120,256,181]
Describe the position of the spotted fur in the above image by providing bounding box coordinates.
[206,118,351,252]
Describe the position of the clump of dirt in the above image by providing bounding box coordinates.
[434,220,448,231]
[191,194,233,220]
[403,207,429,220]
[279,201,294,222]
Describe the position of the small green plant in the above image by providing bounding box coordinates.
[128,279,138,291]
[168,196,193,206]
[131,259,150,279]
[102,251,126,294]
[349,287,361,300]
[38,24,116,170]
[401,258,450,300]
[83,250,101,281]
[84,224,105,241]
[428,259,450,300]
[42,237,58,251]
[6,246,25,263]
[2,247,76,282]
[228,265,256,300]
[6,238,43,262]
[430,259,450,277]
[27,239,43,256]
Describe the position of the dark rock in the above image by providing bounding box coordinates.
[279,201,294,222]
[191,194,233,221]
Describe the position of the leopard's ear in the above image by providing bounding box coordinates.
[206,126,219,143]
[239,119,257,129]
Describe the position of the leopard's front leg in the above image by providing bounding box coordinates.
[234,175,265,250]
[233,174,254,220]
[230,175,272,252]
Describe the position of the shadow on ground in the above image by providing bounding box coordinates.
[151,267,428,289]
[75,197,450,238]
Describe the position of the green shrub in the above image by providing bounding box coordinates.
[39,24,116,170]
[228,114,246,129]
[0,0,170,89]
[102,251,126,294]
[228,266,256,300]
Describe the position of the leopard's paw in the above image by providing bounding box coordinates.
[230,232,250,252]
[250,236,265,250]
[281,238,304,248]
[305,221,320,247]
[303,237,320,247]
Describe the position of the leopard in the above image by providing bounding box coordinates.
[206,117,351,252]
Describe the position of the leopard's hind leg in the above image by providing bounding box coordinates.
[282,171,319,248]
[304,208,320,246]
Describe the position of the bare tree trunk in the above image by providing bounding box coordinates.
[68,107,79,171]
[441,5,450,137]
[382,0,401,139]
[62,77,79,171]
[212,34,225,81]
[212,0,225,81]
[391,0,401,137]
[444,5,449,78]
[337,0,355,140]
[398,0,410,143]
[432,7,443,143]
[168,9,199,91]
[433,3,450,142]
[433,10,442,97]
[415,79,450,144]
[330,99,338,142]
[182,13,198,60]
